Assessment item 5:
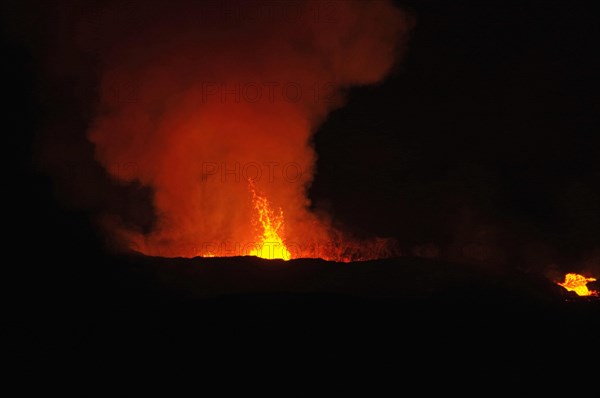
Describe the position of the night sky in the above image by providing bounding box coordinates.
[312,0,599,270]
[3,0,600,367]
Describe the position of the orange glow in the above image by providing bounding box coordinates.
[247,179,291,260]
[557,273,598,297]
[80,1,406,263]
[195,179,396,262]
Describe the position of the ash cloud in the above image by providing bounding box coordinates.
[19,0,412,259]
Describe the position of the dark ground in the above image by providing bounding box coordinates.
[6,253,599,370]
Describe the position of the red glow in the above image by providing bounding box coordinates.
[84,1,409,261]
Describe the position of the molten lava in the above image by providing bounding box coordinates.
[247,179,291,260]
[557,273,598,297]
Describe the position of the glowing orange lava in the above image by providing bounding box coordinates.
[247,179,291,260]
[196,181,395,262]
[557,273,598,297]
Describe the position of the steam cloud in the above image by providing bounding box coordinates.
[36,0,412,259]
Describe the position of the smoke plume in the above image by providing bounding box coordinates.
[32,0,411,259]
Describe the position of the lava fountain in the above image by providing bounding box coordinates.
[247,179,291,260]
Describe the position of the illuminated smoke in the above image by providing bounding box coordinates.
[48,0,412,260]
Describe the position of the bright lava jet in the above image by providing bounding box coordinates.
[557,273,598,297]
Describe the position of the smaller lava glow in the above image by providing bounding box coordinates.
[557,273,598,297]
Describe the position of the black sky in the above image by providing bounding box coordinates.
[312,0,599,270]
